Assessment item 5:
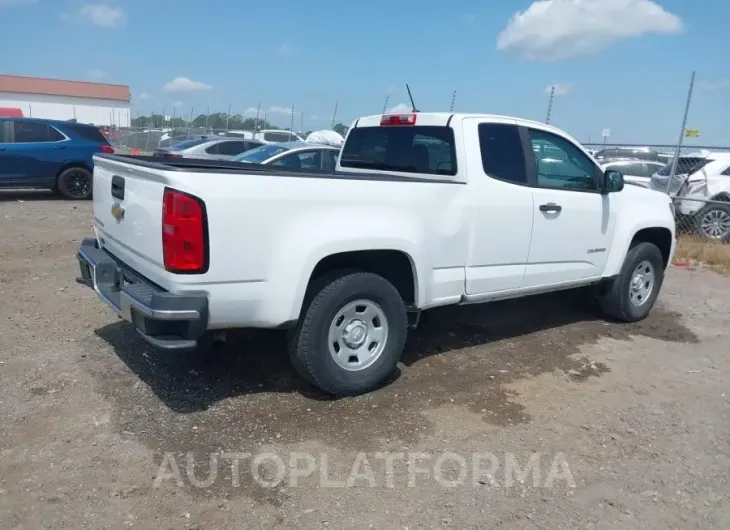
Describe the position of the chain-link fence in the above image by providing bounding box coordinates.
[107,126,241,154]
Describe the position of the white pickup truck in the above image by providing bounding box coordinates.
[77,112,676,396]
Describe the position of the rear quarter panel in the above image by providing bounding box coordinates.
[169,171,470,326]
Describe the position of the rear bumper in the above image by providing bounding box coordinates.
[76,238,209,351]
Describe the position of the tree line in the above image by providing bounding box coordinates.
[131,112,349,136]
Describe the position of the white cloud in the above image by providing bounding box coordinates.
[497,0,682,61]
[698,79,730,91]
[0,0,37,6]
[268,106,293,115]
[162,76,212,93]
[87,69,108,80]
[545,83,574,96]
[76,4,126,28]
[241,106,293,117]
[138,91,150,100]
[387,103,412,113]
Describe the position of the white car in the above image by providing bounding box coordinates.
[77,111,676,396]
[600,159,666,188]
[232,141,340,170]
[650,152,730,242]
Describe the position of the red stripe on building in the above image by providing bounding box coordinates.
[0,75,130,102]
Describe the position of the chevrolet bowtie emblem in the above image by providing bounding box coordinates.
[111,204,125,221]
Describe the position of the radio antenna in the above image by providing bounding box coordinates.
[406,84,419,112]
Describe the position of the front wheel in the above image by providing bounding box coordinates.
[57,167,93,200]
[598,241,665,322]
[289,272,407,396]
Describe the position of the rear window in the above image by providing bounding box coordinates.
[232,144,289,163]
[70,124,108,143]
[657,157,712,176]
[264,132,294,143]
[170,137,209,150]
[340,125,457,176]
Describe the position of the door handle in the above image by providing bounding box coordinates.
[539,202,562,213]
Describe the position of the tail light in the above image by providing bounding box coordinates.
[380,114,417,126]
[162,188,208,274]
[101,145,115,154]
[163,152,182,158]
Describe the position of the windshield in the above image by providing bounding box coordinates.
[232,144,289,163]
[656,157,712,176]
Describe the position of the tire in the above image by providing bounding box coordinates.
[598,241,665,322]
[288,272,407,396]
[693,203,730,243]
[57,167,93,200]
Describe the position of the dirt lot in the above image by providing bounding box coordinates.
[1,191,729,529]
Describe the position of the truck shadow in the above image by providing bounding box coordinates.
[93,287,699,416]
[0,189,61,202]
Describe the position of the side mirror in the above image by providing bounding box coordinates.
[603,169,624,193]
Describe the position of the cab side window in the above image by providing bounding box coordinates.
[528,129,598,191]
[477,123,527,184]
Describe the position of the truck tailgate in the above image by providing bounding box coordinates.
[92,156,170,288]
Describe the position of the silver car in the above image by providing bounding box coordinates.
[599,160,666,188]
[153,136,263,160]
[232,141,340,170]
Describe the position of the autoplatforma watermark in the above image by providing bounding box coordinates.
[153,451,576,490]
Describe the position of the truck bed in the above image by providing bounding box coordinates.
[97,154,459,185]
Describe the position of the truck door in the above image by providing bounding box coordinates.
[461,118,534,294]
[522,127,615,287]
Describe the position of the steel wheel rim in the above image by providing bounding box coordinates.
[65,170,91,197]
[629,260,655,307]
[700,209,730,240]
[327,299,388,372]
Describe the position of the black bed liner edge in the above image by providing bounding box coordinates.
[94,154,462,185]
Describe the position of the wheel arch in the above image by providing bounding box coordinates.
[295,248,420,322]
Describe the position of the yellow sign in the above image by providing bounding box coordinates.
[685,129,700,137]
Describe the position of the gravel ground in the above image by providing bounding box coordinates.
[1,191,729,529]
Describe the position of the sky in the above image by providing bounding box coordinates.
[1,0,729,145]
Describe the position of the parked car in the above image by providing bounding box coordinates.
[253,129,304,144]
[152,136,263,160]
[594,147,662,163]
[650,153,730,242]
[0,117,114,199]
[157,128,215,148]
[231,141,340,169]
[599,159,666,188]
[77,111,676,396]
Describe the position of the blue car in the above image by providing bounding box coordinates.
[0,117,115,199]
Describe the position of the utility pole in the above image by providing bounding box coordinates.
[225,103,231,132]
[290,103,295,132]
[450,90,456,112]
[382,95,389,114]
[331,100,339,129]
[666,71,696,195]
[254,102,261,133]
[545,85,555,124]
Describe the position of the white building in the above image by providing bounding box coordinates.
[0,75,131,127]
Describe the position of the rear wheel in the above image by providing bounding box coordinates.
[288,272,407,396]
[598,241,665,322]
[57,167,93,200]
[693,203,730,243]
